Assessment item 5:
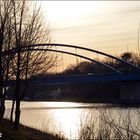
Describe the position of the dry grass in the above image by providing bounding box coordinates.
[0,119,64,140]
[78,108,140,140]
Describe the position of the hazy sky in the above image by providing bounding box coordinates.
[37,1,140,67]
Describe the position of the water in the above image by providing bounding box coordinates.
[4,101,140,139]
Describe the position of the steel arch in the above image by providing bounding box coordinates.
[19,43,140,72]
[3,43,140,72]
[21,48,122,74]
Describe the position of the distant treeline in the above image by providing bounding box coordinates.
[62,52,140,75]
[31,52,140,79]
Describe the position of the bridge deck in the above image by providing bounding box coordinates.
[5,73,140,87]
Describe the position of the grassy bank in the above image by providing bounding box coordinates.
[0,119,65,140]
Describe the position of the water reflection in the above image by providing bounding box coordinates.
[4,101,140,139]
[5,101,86,138]
[52,109,82,138]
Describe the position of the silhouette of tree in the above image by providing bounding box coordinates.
[121,52,132,62]
[0,0,13,122]
[63,52,140,75]
[0,0,56,128]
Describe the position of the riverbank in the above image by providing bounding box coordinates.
[0,119,65,140]
[22,98,140,107]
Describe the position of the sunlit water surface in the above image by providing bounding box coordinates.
[4,101,140,139]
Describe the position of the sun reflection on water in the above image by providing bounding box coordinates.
[45,102,80,107]
[53,109,81,138]
[5,101,90,139]
[42,102,84,138]
[5,101,140,139]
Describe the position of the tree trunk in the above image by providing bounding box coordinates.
[14,100,20,129]
[0,94,5,123]
[0,32,4,122]
[10,99,15,124]
[14,44,21,129]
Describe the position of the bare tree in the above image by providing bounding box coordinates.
[0,0,56,128]
[0,1,14,122]
[10,0,56,129]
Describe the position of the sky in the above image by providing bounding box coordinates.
[36,1,140,68]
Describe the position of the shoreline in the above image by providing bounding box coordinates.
[6,99,140,107]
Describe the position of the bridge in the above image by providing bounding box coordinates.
[3,43,140,101]
[4,73,140,86]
